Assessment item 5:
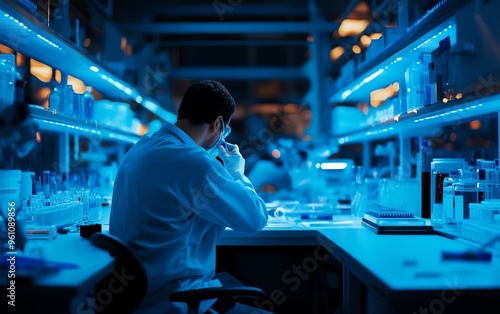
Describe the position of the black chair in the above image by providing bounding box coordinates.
[90,232,267,314]
[90,232,148,313]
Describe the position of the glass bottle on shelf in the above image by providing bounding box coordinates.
[48,85,61,112]
[83,87,95,122]
[0,54,15,111]
[64,84,74,117]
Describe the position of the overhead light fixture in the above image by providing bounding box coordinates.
[369,32,383,40]
[316,162,348,170]
[338,19,369,37]
[352,45,361,54]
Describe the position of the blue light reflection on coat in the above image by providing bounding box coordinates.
[110,122,268,313]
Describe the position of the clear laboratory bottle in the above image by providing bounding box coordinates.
[50,172,58,196]
[0,55,15,111]
[64,84,74,117]
[405,58,425,112]
[454,169,482,234]
[442,170,460,231]
[49,85,61,112]
[350,166,364,217]
[83,87,94,121]
[42,170,51,197]
[430,158,465,229]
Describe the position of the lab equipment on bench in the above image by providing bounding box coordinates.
[362,203,434,235]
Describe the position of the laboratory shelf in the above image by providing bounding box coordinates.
[0,0,176,122]
[333,92,500,145]
[329,18,457,104]
[29,105,141,144]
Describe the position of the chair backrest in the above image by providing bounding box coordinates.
[90,232,148,313]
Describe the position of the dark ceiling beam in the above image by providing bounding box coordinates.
[157,39,308,47]
[168,67,307,80]
[340,0,363,20]
[137,4,308,19]
[120,21,340,34]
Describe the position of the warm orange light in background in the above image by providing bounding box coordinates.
[352,1,370,15]
[138,123,148,136]
[450,133,457,142]
[125,44,133,56]
[54,70,62,84]
[284,103,299,113]
[84,38,91,48]
[330,46,344,61]
[391,82,400,92]
[357,103,369,115]
[444,143,454,151]
[360,35,371,47]
[338,19,370,37]
[30,59,52,83]
[37,87,51,109]
[271,149,281,159]
[352,45,361,54]
[469,120,482,130]
[0,44,14,54]
[121,37,127,50]
[68,75,86,93]
[369,33,383,40]
[35,132,42,143]
[16,52,24,66]
[456,93,463,99]
[370,83,399,107]
[307,35,314,42]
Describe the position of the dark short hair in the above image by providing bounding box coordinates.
[177,80,235,125]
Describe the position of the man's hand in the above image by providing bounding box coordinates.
[218,142,245,175]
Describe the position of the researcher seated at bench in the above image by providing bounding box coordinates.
[109,80,271,313]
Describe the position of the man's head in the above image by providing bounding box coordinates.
[176,80,235,151]
[177,80,235,125]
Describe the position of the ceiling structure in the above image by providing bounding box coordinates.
[69,0,436,140]
[72,0,439,144]
[106,0,389,138]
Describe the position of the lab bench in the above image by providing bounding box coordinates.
[218,218,500,314]
[1,218,499,314]
[0,232,114,313]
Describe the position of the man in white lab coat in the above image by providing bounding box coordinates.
[109,80,270,313]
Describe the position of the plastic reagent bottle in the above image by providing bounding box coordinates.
[49,85,61,112]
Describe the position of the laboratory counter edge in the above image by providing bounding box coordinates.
[219,221,500,314]
[0,234,114,314]
[1,220,499,314]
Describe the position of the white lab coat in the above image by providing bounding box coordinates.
[109,122,268,314]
